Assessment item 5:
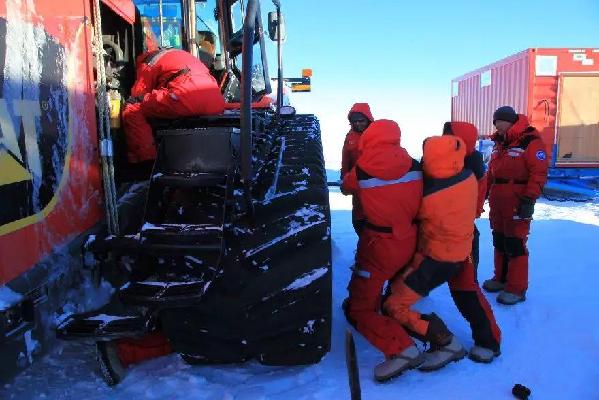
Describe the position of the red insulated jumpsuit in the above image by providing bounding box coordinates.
[488,115,548,295]
[444,122,501,352]
[342,119,422,357]
[384,135,478,344]
[341,103,374,234]
[123,49,225,163]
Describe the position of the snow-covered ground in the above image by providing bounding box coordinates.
[3,191,599,399]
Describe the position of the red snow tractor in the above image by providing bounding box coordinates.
[0,0,331,382]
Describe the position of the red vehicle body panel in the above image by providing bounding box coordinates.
[0,1,110,284]
[101,0,136,24]
[451,48,599,167]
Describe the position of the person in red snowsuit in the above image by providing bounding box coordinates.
[442,121,501,362]
[122,48,225,163]
[95,49,225,386]
[341,119,424,382]
[482,106,548,305]
[340,103,374,235]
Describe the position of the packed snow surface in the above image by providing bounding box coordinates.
[2,191,599,399]
[0,286,23,311]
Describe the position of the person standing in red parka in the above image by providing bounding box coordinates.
[482,106,548,305]
[340,103,374,235]
[122,48,225,164]
[342,119,424,382]
[443,121,501,363]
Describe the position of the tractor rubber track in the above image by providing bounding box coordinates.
[160,114,332,365]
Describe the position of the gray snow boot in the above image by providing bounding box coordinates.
[482,279,504,293]
[96,341,128,386]
[497,290,526,305]
[374,345,424,382]
[468,345,501,363]
[418,335,466,371]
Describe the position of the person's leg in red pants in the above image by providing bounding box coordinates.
[384,256,467,371]
[346,230,425,381]
[122,102,157,163]
[502,219,531,296]
[346,231,415,357]
[487,191,530,303]
[115,332,173,367]
[96,332,172,385]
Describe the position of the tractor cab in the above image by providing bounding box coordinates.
[133,0,270,105]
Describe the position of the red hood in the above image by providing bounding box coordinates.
[347,103,374,122]
[506,114,536,144]
[422,135,466,179]
[357,120,412,180]
[448,121,478,154]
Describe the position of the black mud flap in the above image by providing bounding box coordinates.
[119,279,215,307]
[56,307,151,341]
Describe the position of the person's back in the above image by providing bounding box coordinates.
[418,135,477,262]
[353,120,421,236]
[123,48,225,163]
[132,49,224,115]
[341,120,424,382]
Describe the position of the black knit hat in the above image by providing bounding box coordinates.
[493,106,518,124]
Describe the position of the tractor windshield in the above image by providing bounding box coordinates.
[195,0,221,55]
[135,0,184,49]
[228,0,268,97]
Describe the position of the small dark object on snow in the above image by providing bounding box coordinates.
[512,383,531,399]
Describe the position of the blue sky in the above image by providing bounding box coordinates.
[262,0,599,164]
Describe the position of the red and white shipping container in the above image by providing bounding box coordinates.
[451,48,599,169]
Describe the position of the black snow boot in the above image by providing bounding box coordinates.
[96,341,128,386]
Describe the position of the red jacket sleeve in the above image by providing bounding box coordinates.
[340,134,352,178]
[523,139,549,200]
[341,166,358,195]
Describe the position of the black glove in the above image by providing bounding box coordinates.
[125,95,144,105]
[516,197,535,219]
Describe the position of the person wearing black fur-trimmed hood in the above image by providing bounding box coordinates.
[483,106,548,305]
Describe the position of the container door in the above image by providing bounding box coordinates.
[556,74,599,164]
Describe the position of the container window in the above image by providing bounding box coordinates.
[481,70,491,88]
[535,55,557,77]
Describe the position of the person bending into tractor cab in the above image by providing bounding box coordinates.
[340,103,374,236]
[482,106,548,305]
[341,119,424,382]
[442,121,502,362]
[384,134,477,372]
[122,47,225,165]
